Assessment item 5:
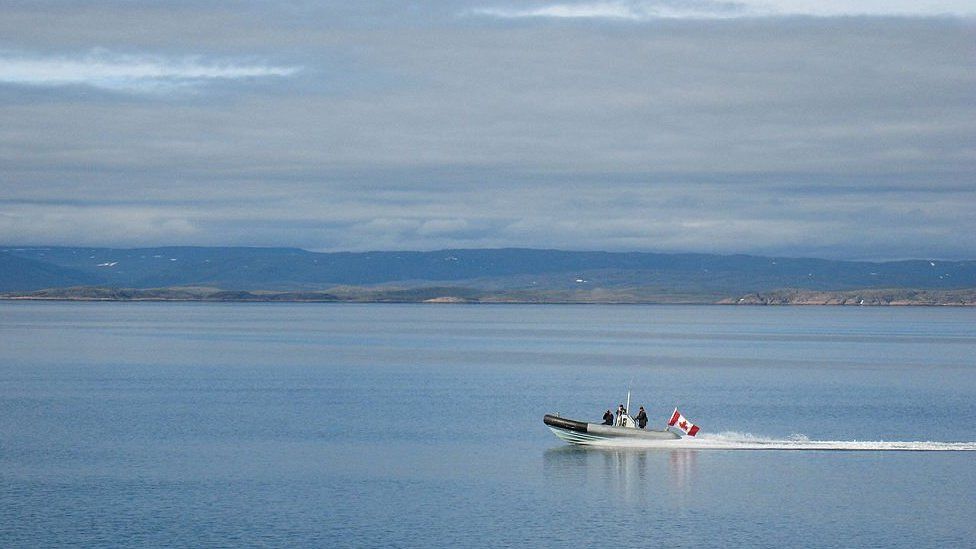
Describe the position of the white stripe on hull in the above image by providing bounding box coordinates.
[547,423,681,446]
[547,426,611,445]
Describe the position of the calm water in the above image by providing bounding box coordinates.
[2,303,975,547]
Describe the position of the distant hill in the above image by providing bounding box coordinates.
[0,252,102,292]
[2,246,975,303]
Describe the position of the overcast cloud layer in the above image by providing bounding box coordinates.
[0,50,300,93]
[474,0,976,19]
[1,1,973,260]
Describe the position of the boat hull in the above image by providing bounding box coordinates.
[544,414,680,445]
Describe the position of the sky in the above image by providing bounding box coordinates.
[0,1,973,260]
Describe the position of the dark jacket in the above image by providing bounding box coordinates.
[635,410,648,429]
[602,411,614,425]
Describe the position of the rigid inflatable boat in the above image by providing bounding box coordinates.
[544,390,700,446]
[543,413,680,445]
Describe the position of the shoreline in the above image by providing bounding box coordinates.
[3,285,974,306]
[3,296,974,306]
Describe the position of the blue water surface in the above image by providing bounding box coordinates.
[1,303,974,547]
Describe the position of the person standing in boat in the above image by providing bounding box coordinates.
[615,404,626,426]
[635,406,648,429]
[602,410,614,425]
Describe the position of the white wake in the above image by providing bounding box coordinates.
[586,431,976,451]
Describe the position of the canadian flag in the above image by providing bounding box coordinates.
[668,408,700,436]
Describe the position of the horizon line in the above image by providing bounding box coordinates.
[2,244,973,264]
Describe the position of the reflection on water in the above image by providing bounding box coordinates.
[669,449,698,493]
[543,447,699,503]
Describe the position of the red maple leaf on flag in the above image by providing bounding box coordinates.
[679,420,688,430]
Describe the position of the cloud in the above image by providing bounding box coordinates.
[471,0,976,20]
[0,49,300,93]
[0,203,199,246]
[5,173,973,260]
[472,1,748,20]
[0,3,972,260]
